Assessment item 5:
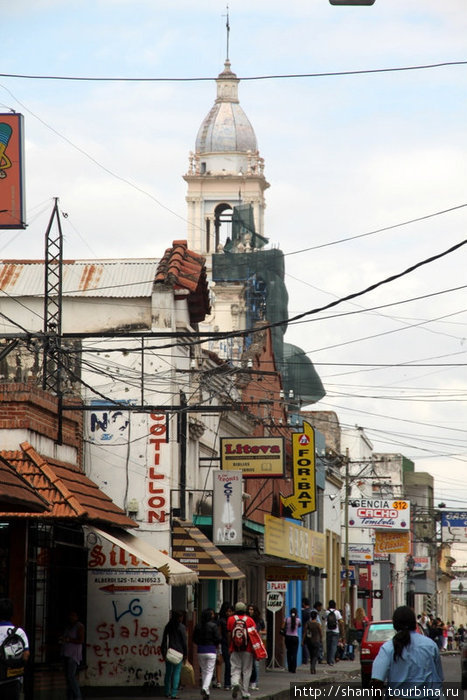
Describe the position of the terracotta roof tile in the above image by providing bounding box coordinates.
[0,443,136,528]
[0,454,48,512]
[155,240,211,323]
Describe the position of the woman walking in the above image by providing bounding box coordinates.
[353,607,368,645]
[281,607,301,673]
[371,606,443,691]
[161,610,187,699]
[193,608,222,698]
[302,610,322,674]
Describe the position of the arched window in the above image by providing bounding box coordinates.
[214,203,233,250]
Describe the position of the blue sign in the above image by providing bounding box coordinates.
[442,512,467,528]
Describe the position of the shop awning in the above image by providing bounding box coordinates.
[87,526,199,587]
[172,521,245,580]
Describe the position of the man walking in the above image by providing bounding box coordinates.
[324,600,343,666]
[227,602,256,700]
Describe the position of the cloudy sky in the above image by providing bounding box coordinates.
[2,1,467,555]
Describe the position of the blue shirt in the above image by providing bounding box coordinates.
[371,630,443,690]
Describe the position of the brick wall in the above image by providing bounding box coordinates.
[0,382,83,466]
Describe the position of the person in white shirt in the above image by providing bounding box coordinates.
[323,600,343,666]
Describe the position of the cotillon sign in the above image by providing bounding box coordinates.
[281,421,316,519]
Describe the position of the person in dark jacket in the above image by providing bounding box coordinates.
[218,602,234,690]
[161,610,187,699]
[193,608,221,698]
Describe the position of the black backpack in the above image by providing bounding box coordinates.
[0,626,26,681]
[327,610,337,631]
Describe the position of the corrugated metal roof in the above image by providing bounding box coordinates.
[0,260,159,298]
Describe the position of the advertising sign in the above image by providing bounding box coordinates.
[220,436,284,477]
[0,113,26,229]
[441,511,467,543]
[266,591,284,612]
[264,514,326,568]
[86,529,168,687]
[265,566,308,581]
[348,498,410,530]
[266,581,287,592]
[348,544,374,564]
[281,421,316,518]
[374,530,410,555]
[408,556,430,571]
[213,470,243,546]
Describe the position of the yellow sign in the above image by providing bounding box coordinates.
[220,437,285,477]
[264,514,326,568]
[374,530,410,554]
[281,422,316,518]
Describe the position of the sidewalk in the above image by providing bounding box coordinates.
[83,658,362,699]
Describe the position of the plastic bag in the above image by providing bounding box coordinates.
[180,660,195,687]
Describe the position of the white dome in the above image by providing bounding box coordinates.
[195,61,257,154]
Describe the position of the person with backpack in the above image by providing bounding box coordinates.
[193,608,221,699]
[227,601,256,700]
[324,599,343,666]
[0,598,30,700]
[280,607,301,673]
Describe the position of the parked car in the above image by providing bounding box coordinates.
[360,619,424,687]
[461,642,467,689]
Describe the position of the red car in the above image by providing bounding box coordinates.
[360,620,424,686]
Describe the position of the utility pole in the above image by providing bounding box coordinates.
[344,448,350,621]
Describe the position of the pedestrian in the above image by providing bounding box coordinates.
[311,601,324,663]
[60,610,85,700]
[301,598,312,664]
[456,624,465,649]
[371,605,443,691]
[447,621,455,651]
[281,607,301,673]
[353,607,369,645]
[218,602,233,690]
[324,600,344,666]
[227,601,256,700]
[302,610,322,674]
[0,598,30,700]
[246,604,265,690]
[161,610,187,699]
[193,608,222,699]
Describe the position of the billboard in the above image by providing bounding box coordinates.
[281,421,316,518]
[264,514,326,568]
[348,498,410,530]
[441,511,467,543]
[212,470,243,546]
[374,530,410,555]
[348,543,374,564]
[220,436,285,477]
[0,113,26,229]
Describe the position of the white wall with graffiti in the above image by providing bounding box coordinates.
[84,529,170,688]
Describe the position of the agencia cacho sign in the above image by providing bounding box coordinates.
[348,499,410,530]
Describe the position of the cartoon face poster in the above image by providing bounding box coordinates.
[0,113,26,229]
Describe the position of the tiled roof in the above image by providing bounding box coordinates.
[155,240,211,323]
[0,442,136,528]
[0,454,49,512]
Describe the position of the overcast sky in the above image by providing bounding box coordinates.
[2,0,467,557]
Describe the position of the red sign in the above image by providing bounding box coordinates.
[0,114,26,229]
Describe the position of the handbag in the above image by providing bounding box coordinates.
[248,626,267,660]
[180,660,195,686]
[166,647,183,664]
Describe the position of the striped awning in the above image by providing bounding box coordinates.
[172,521,245,580]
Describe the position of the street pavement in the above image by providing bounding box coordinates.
[83,657,362,699]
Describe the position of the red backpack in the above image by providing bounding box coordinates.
[232,615,248,651]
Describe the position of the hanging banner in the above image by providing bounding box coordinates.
[0,113,26,229]
[213,470,243,546]
[348,498,410,529]
[281,421,316,518]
